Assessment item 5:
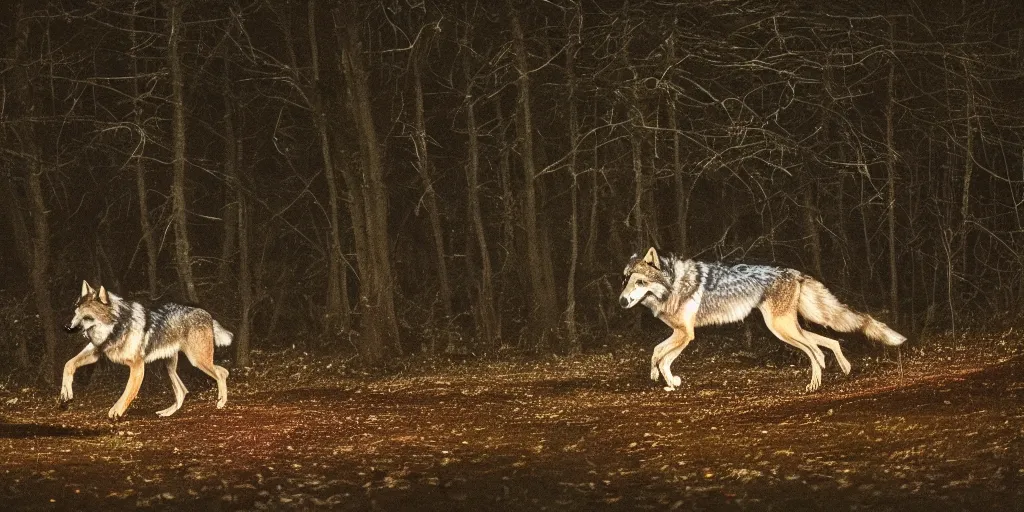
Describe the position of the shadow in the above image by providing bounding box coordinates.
[0,422,105,439]
[737,355,1024,422]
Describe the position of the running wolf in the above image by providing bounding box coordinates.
[620,248,905,392]
[61,281,233,418]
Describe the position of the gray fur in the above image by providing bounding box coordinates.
[61,281,233,418]
[620,247,906,392]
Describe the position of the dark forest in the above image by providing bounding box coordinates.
[2,1,1024,510]
[6,0,1024,376]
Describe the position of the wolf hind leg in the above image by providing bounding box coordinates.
[182,325,230,409]
[157,353,189,417]
[803,331,852,375]
[763,313,824,392]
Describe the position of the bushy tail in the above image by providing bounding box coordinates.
[213,320,234,347]
[798,277,906,346]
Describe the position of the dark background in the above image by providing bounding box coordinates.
[2,0,1023,380]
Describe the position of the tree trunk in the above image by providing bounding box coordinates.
[308,0,350,334]
[337,2,400,363]
[168,0,198,302]
[564,4,582,354]
[28,157,58,382]
[461,28,499,348]
[495,102,517,294]
[411,33,452,341]
[131,0,159,300]
[885,60,898,319]
[7,1,57,380]
[222,58,252,367]
[803,180,823,277]
[584,102,601,270]
[509,4,558,338]
[959,58,975,299]
[666,28,689,255]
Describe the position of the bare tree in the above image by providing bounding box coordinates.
[4,2,58,379]
[129,0,160,300]
[564,1,582,353]
[509,2,558,340]
[305,0,351,334]
[409,19,452,344]
[461,24,499,348]
[336,0,400,362]
[167,0,198,302]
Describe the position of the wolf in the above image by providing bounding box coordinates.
[61,281,233,419]
[620,248,905,392]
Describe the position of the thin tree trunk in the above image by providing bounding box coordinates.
[803,180,823,277]
[509,4,558,338]
[495,102,516,281]
[1,3,32,368]
[218,194,238,285]
[131,0,159,300]
[411,34,453,340]
[666,28,688,254]
[959,58,975,293]
[28,156,58,382]
[222,57,251,367]
[168,0,198,302]
[885,60,898,318]
[8,2,57,380]
[337,2,400,362]
[584,102,601,270]
[461,28,499,348]
[564,3,582,354]
[307,0,350,333]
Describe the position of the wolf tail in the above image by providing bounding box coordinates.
[797,277,906,346]
[213,320,234,347]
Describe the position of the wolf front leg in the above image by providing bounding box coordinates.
[657,328,694,391]
[60,344,100,402]
[650,333,681,381]
[108,358,145,419]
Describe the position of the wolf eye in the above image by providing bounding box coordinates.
[83,315,94,322]
[637,279,646,286]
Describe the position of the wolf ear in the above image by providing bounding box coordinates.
[81,280,95,298]
[642,247,661,269]
[97,286,109,305]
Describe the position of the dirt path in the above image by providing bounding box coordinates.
[1,345,1022,511]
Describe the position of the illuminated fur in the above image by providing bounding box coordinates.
[61,281,233,418]
[620,248,905,392]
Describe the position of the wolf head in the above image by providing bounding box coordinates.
[619,247,670,309]
[64,281,116,344]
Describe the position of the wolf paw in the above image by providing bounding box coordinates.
[839,359,852,375]
[216,397,227,409]
[156,405,180,417]
[670,375,682,388]
[804,377,821,393]
[650,366,661,381]
[108,404,126,420]
[662,385,676,392]
[59,385,73,403]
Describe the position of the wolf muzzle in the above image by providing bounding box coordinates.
[619,296,629,308]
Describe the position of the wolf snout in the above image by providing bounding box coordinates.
[619,296,629,308]
[63,323,80,334]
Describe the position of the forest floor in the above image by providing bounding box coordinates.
[1,330,1022,511]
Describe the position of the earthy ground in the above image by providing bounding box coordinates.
[1,331,1022,511]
